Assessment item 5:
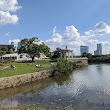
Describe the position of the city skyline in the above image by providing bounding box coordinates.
[0,0,110,55]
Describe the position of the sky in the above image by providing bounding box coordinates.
[0,0,110,55]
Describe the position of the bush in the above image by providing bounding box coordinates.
[52,59,73,76]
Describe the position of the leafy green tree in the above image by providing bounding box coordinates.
[52,48,62,58]
[82,52,92,58]
[18,37,50,61]
[0,50,6,56]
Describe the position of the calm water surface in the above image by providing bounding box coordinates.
[0,64,110,110]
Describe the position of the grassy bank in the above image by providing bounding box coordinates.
[0,60,51,78]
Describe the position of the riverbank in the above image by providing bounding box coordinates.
[0,105,52,110]
[0,64,109,110]
[0,105,75,110]
[0,69,52,90]
[0,59,88,90]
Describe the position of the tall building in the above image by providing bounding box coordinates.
[11,42,14,46]
[0,45,14,51]
[94,43,102,55]
[80,46,89,55]
[17,42,21,50]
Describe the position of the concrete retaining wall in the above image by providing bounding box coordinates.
[0,70,52,90]
[67,58,88,65]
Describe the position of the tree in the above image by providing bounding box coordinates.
[0,50,6,56]
[52,48,62,59]
[18,37,50,61]
[82,52,92,59]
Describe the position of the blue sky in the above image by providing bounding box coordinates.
[0,0,110,55]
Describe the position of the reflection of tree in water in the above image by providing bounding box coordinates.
[0,72,72,99]
[52,72,72,85]
[0,78,54,99]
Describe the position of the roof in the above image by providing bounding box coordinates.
[2,53,19,57]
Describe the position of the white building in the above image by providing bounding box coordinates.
[0,53,31,61]
[0,53,49,61]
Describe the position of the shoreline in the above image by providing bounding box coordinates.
[0,69,52,90]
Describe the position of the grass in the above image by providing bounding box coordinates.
[0,60,51,78]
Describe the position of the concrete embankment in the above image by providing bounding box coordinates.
[0,70,52,90]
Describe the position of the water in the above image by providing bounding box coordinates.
[0,64,110,110]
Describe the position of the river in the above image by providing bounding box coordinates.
[0,64,110,110]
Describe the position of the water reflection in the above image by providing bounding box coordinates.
[1,64,110,110]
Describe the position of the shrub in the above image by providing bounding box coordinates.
[52,59,73,76]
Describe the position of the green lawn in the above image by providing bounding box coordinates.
[0,60,51,78]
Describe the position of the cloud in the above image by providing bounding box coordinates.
[46,26,63,45]
[0,0,22,12]
[33,39,43,45]
[85,22,110,38]
[0,11,18,25]
[0,0,21,26]
[5,32,10,36]
[46,22,110,54]
[64,25,85,46]
[88,39,110,46]
[46,25,84,46]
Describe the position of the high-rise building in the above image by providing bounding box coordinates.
[80,46,89,55]
[94,43,102,55]
[11,42,14,46]
[17,42,21,50]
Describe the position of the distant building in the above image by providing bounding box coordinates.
[17,42,21,50]
[80,46,89,55]
[0,53,31,61]
[0,45,14,52]
[11,42,14,46]
[94,43,102,55]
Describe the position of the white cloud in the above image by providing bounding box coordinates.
[53,26,57,33]
[64,25,85,46]
[46,33,63,45]
[33,39,43,45]
[88,39,110,46]
[0,0,22,12]
[85,22,110,38]
[65,25,80,39]
[5,32,10,36]
[46,26,86,54]
[46,26,63,45]
[46,25,84,51]
[0,0,21,26]
[46,22,110,55]
[0,11,18,25]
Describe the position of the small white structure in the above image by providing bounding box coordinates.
[39,53,49,59]
[0,53,31,61]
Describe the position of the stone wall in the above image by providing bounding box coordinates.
[0,70,52,90]
[67,58,88,65]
